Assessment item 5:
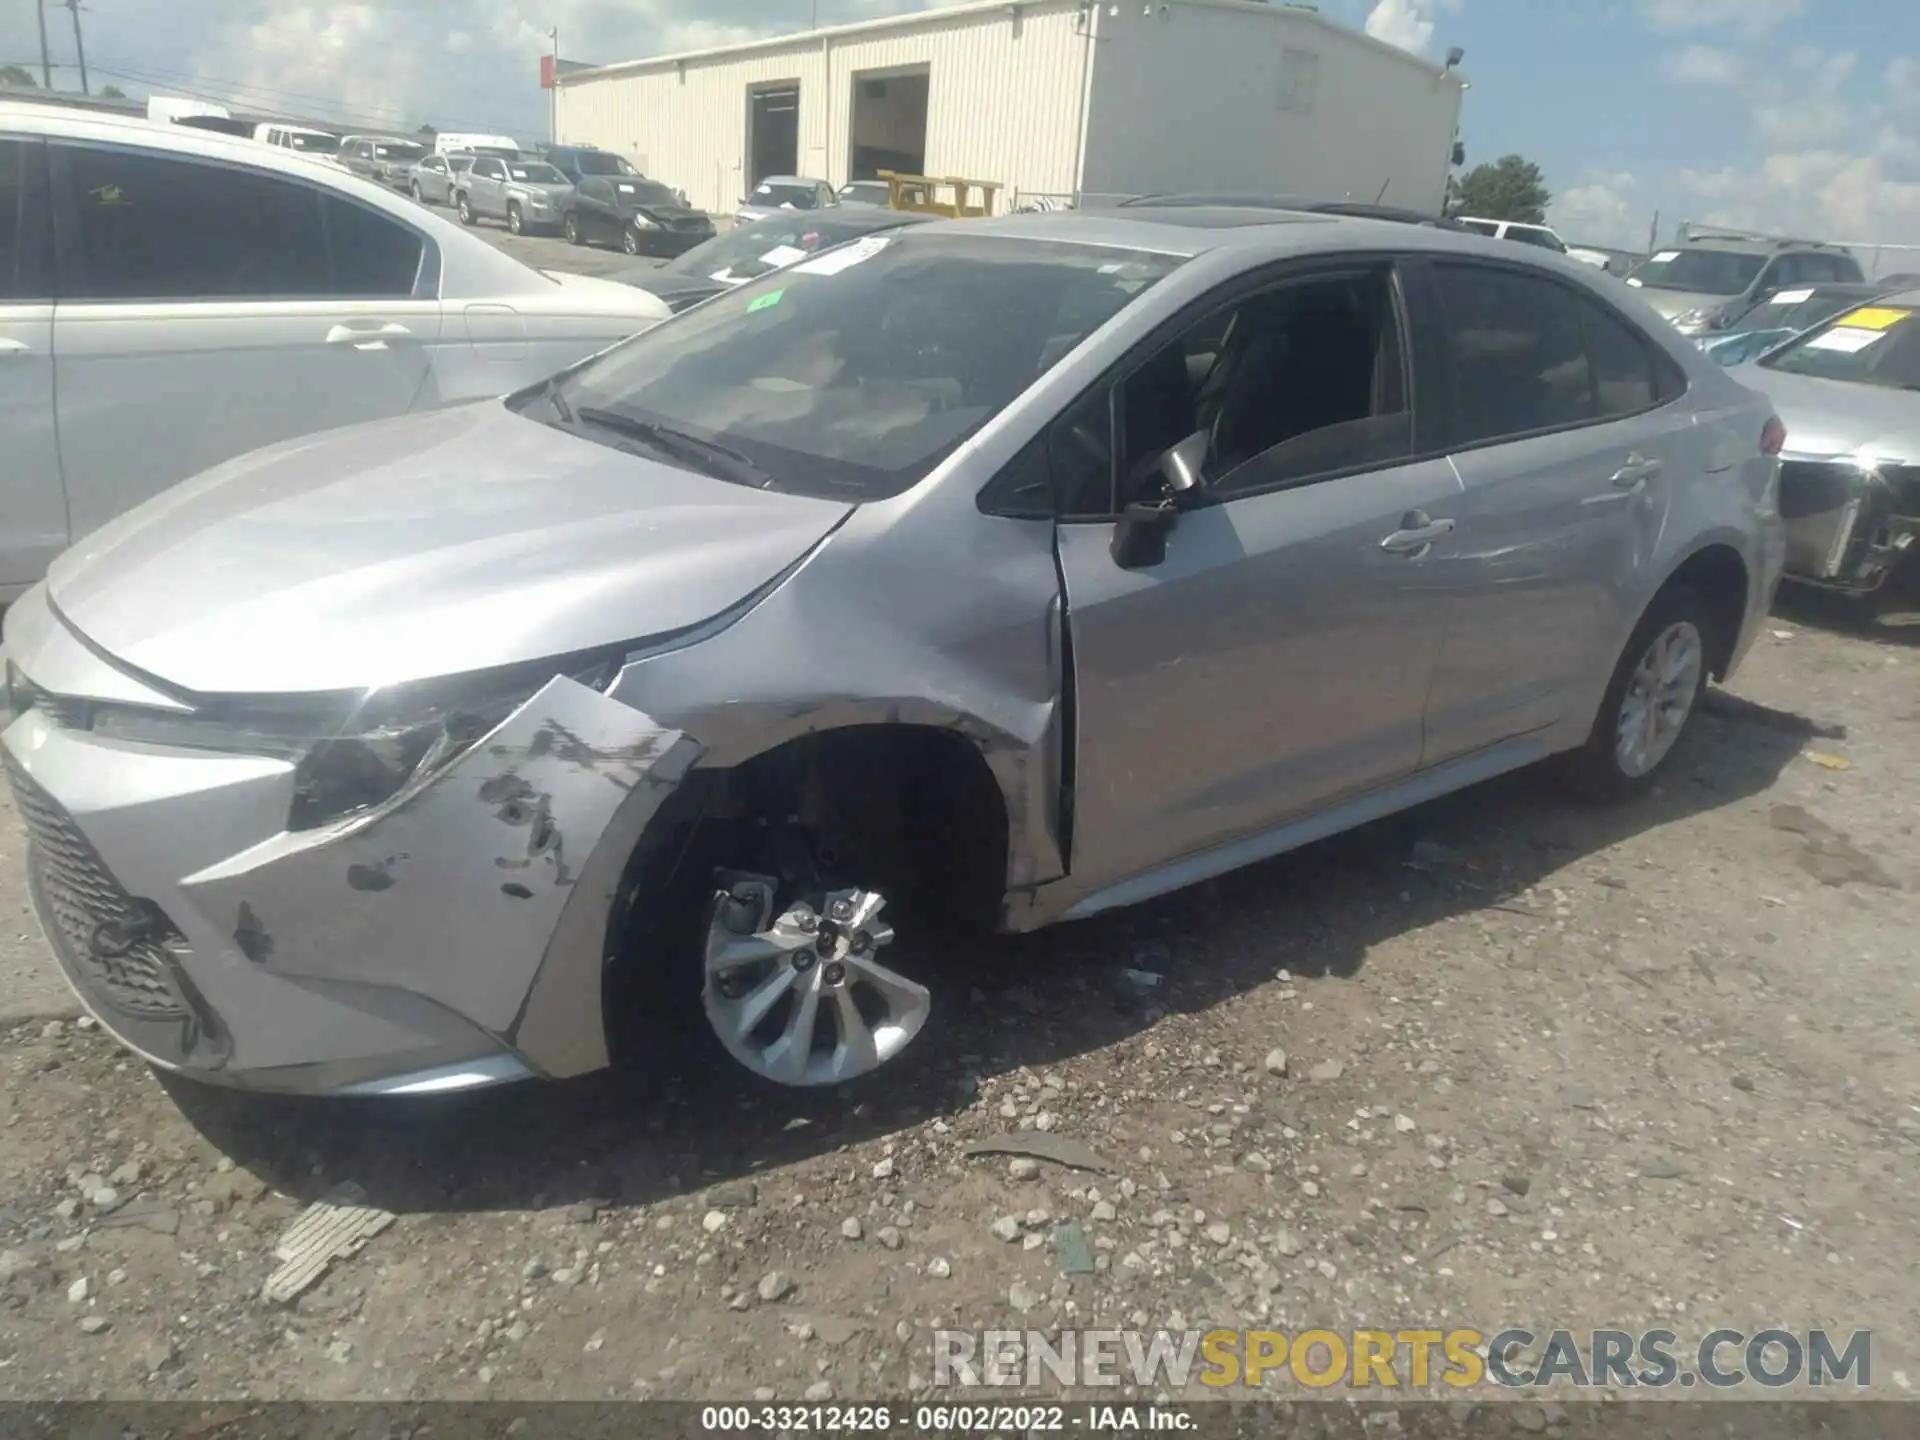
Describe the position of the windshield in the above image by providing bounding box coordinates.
[373,142,425,162]
[666,214,906,281]
[1628,247,1766,295]
[1506,226,1567,253]
[607,178,680,207]
[288,133,340,155]
[1737,288,1870,335]
[469,145,521,160]
[1759,301,1920,390]
[750,182,821,210]
[573,151,638,176]
[542,232,1181,500]
[507,163,567,184]
[840,182,891,204]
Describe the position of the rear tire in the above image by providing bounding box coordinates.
[1562,585,1715,801]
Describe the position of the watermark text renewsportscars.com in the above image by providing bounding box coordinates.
[932,1327,1873,1391]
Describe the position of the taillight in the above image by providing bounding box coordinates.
[1761,416,1786,456]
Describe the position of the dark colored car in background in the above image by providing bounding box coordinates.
[550,147,714,256]
[611,207,935,312]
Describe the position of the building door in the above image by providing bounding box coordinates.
[749,84,799,186]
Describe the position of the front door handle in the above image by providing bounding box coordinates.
[324,322,413,350]
[1380,511,1456,556]
[0,338,31,357]
[1611,453,1663,490]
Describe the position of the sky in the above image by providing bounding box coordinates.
[3,0,1917,254]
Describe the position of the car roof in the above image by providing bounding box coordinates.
[756,175,828,186]
[1122,193,1463,229]
[1677,236,1839,255]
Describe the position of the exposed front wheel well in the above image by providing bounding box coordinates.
[601,724,1011,1063]
[1657,544,1749,678]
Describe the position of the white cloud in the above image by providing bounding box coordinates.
[1749,50,1856,149]
[1362,0,1436,56]
[1676,152,1920,252]
[1639,0,1805,38]
[1659,45,1740,85]
[1551,171,1647,251]
[1887,56,1920,110]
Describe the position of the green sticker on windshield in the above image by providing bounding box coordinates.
[747,289,785,313]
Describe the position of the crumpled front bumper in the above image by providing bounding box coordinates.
[1,588,700,1096]
[1778,456,1920,596]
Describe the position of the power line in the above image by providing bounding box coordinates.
[61,0,88,95]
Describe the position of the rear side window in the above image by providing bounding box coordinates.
[0,137,52,301]
[57,143,424,301]
[1430,263,1676,445]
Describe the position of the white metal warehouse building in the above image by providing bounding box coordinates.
[555,0,1467,219]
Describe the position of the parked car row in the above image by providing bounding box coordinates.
[0,102,670,600]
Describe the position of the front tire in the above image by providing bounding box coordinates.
[564,211,583,246]
[621,223,643,256]
[456,194,474,226]
[506,202,523,236]
[409,181,423,203]
[1564,585,1714,800]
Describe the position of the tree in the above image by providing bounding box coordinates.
[1448,154,1551,224]
[101,84,128,99]
[0,64,38,89]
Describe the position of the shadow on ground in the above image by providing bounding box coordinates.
[163,690,1819,1218]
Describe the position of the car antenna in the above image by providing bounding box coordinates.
[1374,177,1391,204]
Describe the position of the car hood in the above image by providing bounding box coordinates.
[620,270,728,311]
[534,268,673,320]
[1631,287,1724,321]
[45,402,853,696]
[507,181,572,203]
[1731,365,1920,461]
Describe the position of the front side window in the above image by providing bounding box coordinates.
[1506,226,1568,253]
[538,233,1180,501]
[1460,219,1501,237]
[1760,300,1920,391]
[1116,268,1410,503]
[0,137,52,302]
[59,144,424,301]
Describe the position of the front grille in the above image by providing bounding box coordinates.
[3,756,190,1019]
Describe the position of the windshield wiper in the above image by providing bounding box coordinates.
[574,407,779,489]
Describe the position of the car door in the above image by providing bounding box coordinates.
[0,135,68,592]
[470,158,504,218]
[1409,258,1694,763]
[1055,259,1463,894]
[48,140,443,543]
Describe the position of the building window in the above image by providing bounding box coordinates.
[1278,47,1320,115]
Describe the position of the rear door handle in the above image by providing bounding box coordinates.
[324,322,413,350]
[1611,453,1663,490]
[1380,512,1456,556]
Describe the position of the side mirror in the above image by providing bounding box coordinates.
[1158,430,1209,494]
[1110,499,1177,570]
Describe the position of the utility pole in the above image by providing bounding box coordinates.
[1648,209,1660,255]
[62,0,88,95]
[35,0,52,87]
[549,26,558,145]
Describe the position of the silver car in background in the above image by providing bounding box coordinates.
[458,156,573,235]
[1734,289,1920,606]
[736,175,836,225]
[2,211,1784,1100]
[407,152,473,206]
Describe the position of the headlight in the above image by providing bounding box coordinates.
[82,653,623,831]
[630,214,656,228]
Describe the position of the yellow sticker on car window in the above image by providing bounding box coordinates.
[1833,306,1911,330]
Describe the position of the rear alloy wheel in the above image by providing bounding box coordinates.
[564,212,582,246]
[1565,586,1712,799]
[702,877,930,1087]
[622,223,643,256]
[506,202,524,236]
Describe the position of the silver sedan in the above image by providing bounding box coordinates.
[3,212,1784,1098]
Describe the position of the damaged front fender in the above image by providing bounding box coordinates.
[178,675,701,1079]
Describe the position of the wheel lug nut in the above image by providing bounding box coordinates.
[797,913,818,933]
[822,962,846,986]
[830,900,852,920]
[791,951,816,972]
[851,931,872,954]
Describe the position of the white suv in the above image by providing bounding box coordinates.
[0,103,671,599]
[1457,216,1610,269]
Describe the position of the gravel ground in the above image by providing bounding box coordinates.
[1,589,1916,1408]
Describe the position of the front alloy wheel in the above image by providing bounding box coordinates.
[622,223,643,255]
[1615,620,1704,779]
[564,212,582,245]
[507,202,524,235]
[702,879,929,1087]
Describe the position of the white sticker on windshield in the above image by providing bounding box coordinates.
[1771,288,1815,304]
[759,244,809,268]
[617,182,634,192]
[1652,250,1680,262]
[1625,277,1643,287]
[710,267,739,284]
[1804,326,1883,353]
[792,234,892,277]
